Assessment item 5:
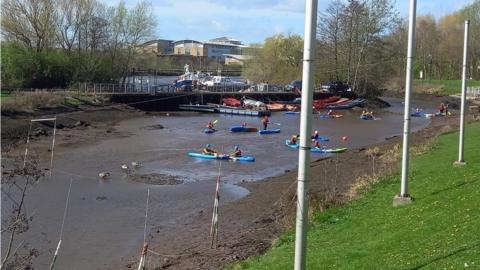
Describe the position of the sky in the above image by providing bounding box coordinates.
[105,0,474,44]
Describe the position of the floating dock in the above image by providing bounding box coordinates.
[178,104,271,117]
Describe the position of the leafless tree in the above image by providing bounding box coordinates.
[1,157,44,269]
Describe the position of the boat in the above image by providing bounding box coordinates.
[360,115,374,120]
[204,128,216,134]
[258,129,281,134]
[325,98,365,110]
[230,156,255,162]
[222,97,241,107]
[188,152,230,160]
[188,152,255,162]
[318,114,343,119]
[230,125,258,132]
[285,140,347,153]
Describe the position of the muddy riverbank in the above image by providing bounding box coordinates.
[0,97,459,269]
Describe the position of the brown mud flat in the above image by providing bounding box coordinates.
[118,115,467,270]
[1,104,146,153]
[128,173,184,185]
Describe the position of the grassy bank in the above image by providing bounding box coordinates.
[414,79,480,95]
[233,121,480,269]
[1,91,105,113]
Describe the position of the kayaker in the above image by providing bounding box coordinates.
[327,109,333,116]
[261,116,269,130]
[289,134,299,145]
[242,122,247,128]
[312,130,319,140]
[438,102,446,114]
[230,146,242,157]
[202,144,217,155]
[206,121,214,129]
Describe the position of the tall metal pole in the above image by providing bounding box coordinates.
[399,0,417,200]
[294,0,317,269]
[455,20,470,165]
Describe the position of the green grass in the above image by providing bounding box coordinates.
[414,80,480,95]
[232,121,480,270]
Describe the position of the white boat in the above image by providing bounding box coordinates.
[202,76,245,87]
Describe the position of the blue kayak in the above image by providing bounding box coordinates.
[360,115,374,120]
[311,136,329,142]
[204,128,216,133]
[259,129,281,134]
[230,125,258,132]
[285,140,347,153]
[230,156,255,162]
[188,152,255,162]
[188,152,229,160]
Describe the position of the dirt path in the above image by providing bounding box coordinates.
[118,115,467,269]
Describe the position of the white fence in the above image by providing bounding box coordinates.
[467,87,480,99]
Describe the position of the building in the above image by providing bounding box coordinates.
[224,54,252,65]
[173,37,249,63]
[137,39,174,54]
[173,40,205,57]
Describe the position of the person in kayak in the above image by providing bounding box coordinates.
[289,134,300,145]
[230,146,242,157]
[206,121,214,129]
[242,122,247,128]
[312,130,319,140]
[261,116,269,130]
[202,144,217,155]
[327,109,334,116]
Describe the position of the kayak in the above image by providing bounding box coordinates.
[285,140,347,153]
[204,128,216,134]
[410,112,424,117]
[311,136,330,142]
[360,115,374,120]
[284,111,300,115]
[188,152,255,162]
[259,129,281,134]
[188,152,229,160]
[319,114,343,119]
[230,125,258,132]
[230,156,255,162]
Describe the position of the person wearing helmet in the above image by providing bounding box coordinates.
[230,145,242,157]
[202,144,217,155]
[312,130,319,141]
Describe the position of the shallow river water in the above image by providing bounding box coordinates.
[2,98,433,269]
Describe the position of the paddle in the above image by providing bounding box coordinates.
[213,119,219,124]
[271,122,281,126]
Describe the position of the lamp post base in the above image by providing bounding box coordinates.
[453,160,467,166]
[393,194,413,207]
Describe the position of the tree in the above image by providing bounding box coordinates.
[243,34,303,84]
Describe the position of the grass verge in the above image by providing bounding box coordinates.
[414,80,480,95]
[232,121,480,269]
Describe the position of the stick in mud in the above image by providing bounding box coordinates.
[23,117,57,177]
[138,188,150,270]
[210,162,222,249]
[49,178,73,270]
